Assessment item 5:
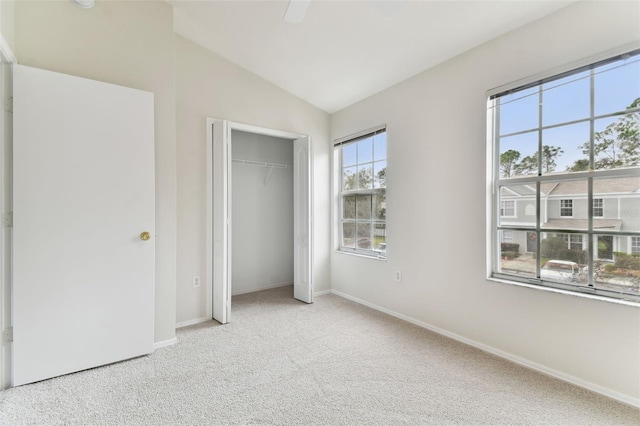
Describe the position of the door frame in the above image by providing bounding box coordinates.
[0,37,15,390]
[205,118,313,323]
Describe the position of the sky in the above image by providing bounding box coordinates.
[497,54,640,176]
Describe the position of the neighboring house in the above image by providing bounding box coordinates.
[500,176,640,260]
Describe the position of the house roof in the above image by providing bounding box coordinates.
[502,176,639,197]
[542,219,622,231]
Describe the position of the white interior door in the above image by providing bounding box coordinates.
[13,65,155,386]
[293,136,312,303]
[212,120,230,324]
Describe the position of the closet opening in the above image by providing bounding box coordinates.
[206,119,313,324]
[231,130,294,297]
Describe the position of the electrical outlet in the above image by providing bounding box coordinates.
[395,271,402,282]
[192,276,201,288]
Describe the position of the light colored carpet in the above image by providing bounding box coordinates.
[0,286,638,425]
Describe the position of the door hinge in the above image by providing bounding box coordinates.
[5,96,12,113]
[3,327,13,343]
[3,212,12,228]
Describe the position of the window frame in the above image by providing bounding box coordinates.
[560,199,573,217]
[487,46,640,304]
[334,126,387,259]
[593,198,604,217]
[632,236,640,256]
[500,200,516,218]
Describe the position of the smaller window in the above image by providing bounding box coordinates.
[561,233,583,250]
[500,200,515,217]
[593,198,603,217]
[560,199,573,217]
[502,230,513,242]
[336,128,387,258]
[632,237,640,256]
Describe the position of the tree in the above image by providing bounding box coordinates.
[541,145,563,173]
[500,150,520,177]
[575,97,640,170]
[343,167,372,191]
[568,158,589,172]
[512,145,563,175]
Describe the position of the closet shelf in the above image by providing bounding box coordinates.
[232,159,291,169]
[232,158,292,185]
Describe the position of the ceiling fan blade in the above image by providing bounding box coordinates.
[284,0,311,23]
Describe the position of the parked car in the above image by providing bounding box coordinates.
[541,260,586,283]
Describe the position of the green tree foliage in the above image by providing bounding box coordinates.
[500,150,520,177]
[500,145,564,176]
[343,166,386,190]
[570,97,640,170]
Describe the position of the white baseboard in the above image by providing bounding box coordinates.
[176,317,210,329]
[314,289,332,297]
[153,337,177,350]
[232,282,293,296]
[330,289,640,409]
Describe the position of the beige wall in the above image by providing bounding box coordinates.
[0,0,14,55]
[330,1,640,404]
[175,35,330,324]
[15,0,177,343]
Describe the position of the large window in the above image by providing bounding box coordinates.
[335,128,387,258]
[489,49,640,302]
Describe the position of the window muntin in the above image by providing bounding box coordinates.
[336,129,387,258]
[490,49,640,303]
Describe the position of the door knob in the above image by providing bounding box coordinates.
[140,231,151,241]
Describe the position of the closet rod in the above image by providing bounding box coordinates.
[232,158,291,169]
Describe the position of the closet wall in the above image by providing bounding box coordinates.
[231,130,294,296]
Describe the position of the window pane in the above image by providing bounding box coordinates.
[592,113,639,171]
[373,132,386,162]
[497,230,536,278]
[373,161,386,189]
[342,222,355,248]
[373,222,386,253]
[343,195,355,220]
[499,87,539,135]
[541,180,587,229]
[357,165,373,190]
[594,242,640,296]
[542,71,590,126]
[595,58,640,116]
[342,166,356,191]
[540,232,588,283]
[498,184,536,228]
[373,193,386,220]
[356,194,372,220]
[499,131,538,178]
[541,121,589,174]
[356,222,372,249]
[594,175,640,231]
[342,144,357,167]
[357,137,373,163]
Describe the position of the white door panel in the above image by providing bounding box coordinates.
[13,65,155,386]
[293,137,312,303]
[212,121,230,324]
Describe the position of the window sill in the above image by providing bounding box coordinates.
[487,276,640,308]
[336,250,387,261]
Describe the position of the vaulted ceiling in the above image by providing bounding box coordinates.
[173,1,575,113]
